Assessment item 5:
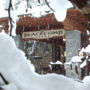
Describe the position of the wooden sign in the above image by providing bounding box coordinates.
[22,29,65,39]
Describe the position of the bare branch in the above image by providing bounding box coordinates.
[8,0,13,36]
[45,0,55,12]
[0,73,9,85]
[8,0,17,36]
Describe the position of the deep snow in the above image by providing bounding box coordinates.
[0,33,90,90]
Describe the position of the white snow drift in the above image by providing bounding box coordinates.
[0,33,90,90]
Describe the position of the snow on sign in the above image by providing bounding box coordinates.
[22,29,65,39]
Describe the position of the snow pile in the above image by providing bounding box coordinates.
[83,76,90,90]
[50,61,63,65]
[2,84,18,90]
[0,33,90,90]
[84,45,90,53]
[71,56,82,63]
[79,45,90,54]
[48,0,73,21]
[80,60,87,68]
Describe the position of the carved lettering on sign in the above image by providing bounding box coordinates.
[22,29,65,39]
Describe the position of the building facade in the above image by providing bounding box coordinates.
[0,9,89,77]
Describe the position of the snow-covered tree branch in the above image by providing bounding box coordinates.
[3,0,72,36]
[4,0,17,36]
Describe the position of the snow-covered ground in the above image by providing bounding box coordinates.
[0,32,90,90]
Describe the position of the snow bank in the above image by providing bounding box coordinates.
[2,84,18,90]
[82,76,90,90]
[0,33,90,90]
